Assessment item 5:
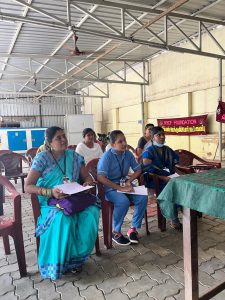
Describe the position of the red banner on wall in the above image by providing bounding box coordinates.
[216,101,225,123]
[157,114,208,135]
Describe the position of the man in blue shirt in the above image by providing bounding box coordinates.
[97,130,148,246]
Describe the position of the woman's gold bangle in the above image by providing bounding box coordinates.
[41,187,53,198]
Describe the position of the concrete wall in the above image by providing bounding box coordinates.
[83,26,225,159]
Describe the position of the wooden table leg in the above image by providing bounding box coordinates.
[183,207,199,300]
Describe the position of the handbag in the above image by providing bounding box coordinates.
[47,192,97,216]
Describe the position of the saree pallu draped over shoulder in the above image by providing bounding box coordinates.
[32,149,100,280]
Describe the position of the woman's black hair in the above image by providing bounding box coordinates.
[109,130,124,144]
[45,126,63,144]
[151,126,164,136]
[82,128,95,138]
[145,123,154,130]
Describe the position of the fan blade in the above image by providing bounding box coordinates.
[63,44,74,51]
[81,50,106,55]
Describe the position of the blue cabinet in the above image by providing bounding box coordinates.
[0,127,47,154]
[7,130,27,151]
[31,130,45,148]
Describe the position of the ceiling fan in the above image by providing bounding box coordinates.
[64,32,104,56]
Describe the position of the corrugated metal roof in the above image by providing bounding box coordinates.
[0,0,225,96]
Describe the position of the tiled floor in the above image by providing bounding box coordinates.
[1,183,225,300]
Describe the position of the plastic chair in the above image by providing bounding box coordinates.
[25,147,38,166]
[0,150,12,155]
[86,158,150,249]
[67,145,77,150]
[175,149,221,172]
[31,193,101,257]
[139,173,166,232]
[0,152,29,193]
[0,175,27,277]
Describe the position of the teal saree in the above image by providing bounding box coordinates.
[32,149,100,280]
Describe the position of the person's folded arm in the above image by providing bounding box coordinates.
[142,158,170,183]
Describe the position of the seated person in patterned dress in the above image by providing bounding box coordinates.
[142,126,182,231]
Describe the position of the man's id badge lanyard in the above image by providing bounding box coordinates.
[51,152,70,183]
[115,154,126,187]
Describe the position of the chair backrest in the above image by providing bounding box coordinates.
[0,152,29,176]
[67,145,77,150]
[25,148,38,166]
[0,153,22,175]
[85,158,105,198]
[85,158,99,181]
[0,175,21,224]
[175,149,194,166]
[0,150,13,155]
[26,148,38,159]
[175,149,221,168]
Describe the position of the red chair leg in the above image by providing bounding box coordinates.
[144,210,150,235]
[13,228,27,277]
[3,235,10,255]
[95,234,101,256]
[36,236,40,255]
[107,205,113,248]
[21,177,25,193]
[157,204,166,232]
[102,201,113,249]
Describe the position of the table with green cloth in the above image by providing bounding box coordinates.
[157,168,225,300]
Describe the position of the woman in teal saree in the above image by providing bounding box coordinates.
[25,126,100,280]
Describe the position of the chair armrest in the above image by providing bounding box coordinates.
[194,157,221,168]
[175,165,194,174]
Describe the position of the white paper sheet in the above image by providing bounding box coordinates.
[54,182,93,195]
[168,173,180,179]
[117,185,148,196]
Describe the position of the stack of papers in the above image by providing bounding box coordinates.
[54,182,93,195]
[117,185,148,196]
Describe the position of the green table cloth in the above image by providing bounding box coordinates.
[157,168,225,220]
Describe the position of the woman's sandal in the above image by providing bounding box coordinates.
[170,222,183,232]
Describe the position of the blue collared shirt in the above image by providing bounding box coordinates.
[97,148,141,192]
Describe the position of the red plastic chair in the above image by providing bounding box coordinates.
[0,175,27,277]
[31,193,101,256]
[139,173,166,232]
[175,149,221,172]
[25,148,38,166]
[0,150,12,155]
[67,145,77,150]
[0,152,29,193]
[86,158,150,249]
